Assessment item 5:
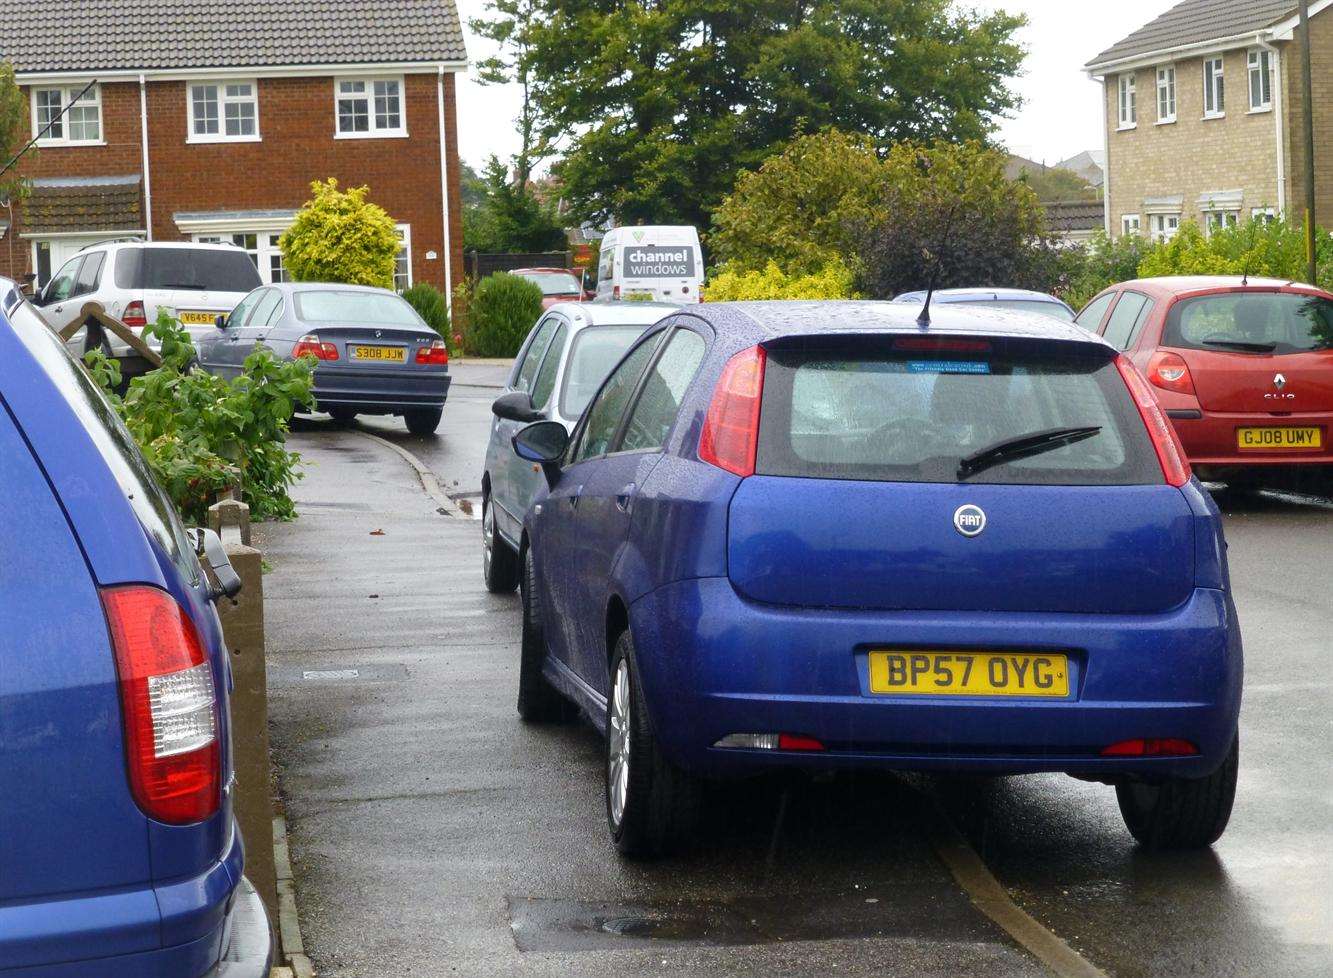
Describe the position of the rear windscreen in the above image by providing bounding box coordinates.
[295,290,422,326]
[115,248,263,292]
[757,347,1161,485]
[969,299,1074,322]
[1162,292,1333,354]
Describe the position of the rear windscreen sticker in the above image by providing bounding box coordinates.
[907,360,992,375]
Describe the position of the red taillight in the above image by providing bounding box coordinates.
[1101,738,1199,757]
[122,300,147,328]
[1147,350,1196,395]
[893,336,992,353]
[292,333,339,361]
[777,734,826,752]
[698,345,766,477]
[416,339,449,365]
[1116,355,1192,488]
[613,285,621,300]
[102,586,220,825]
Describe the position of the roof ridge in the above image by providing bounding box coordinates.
[1086,0,1302,70]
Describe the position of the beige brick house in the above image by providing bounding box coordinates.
[1087,0,1332,241]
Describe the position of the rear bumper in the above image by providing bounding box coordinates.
[1169,409,1333,467]
[627,579,1242,780]
[311,364,450,413]
[0,821,270,978]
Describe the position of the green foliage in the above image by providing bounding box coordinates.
[464,156,568,253]
[470,0,553,189]
[467,272,544,357]
[84,312,313,524]
[402,283,451,341]
[706,259,858,301]
[1137,223,1240,278]
[517,0,1024,228]
[279,178,400,288]
[851,141,1055,300]
[711,130,888,275]
[1060,230,1155,309]
[1012,162,1099,203]
[0,61,33,205]
[1136,218,1333,288]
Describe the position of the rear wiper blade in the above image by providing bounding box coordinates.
[1202,339,1277,352]
[957,426,1102,480]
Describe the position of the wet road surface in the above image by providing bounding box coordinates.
[261,363,1332,977]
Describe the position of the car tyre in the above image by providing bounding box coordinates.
[327,407,357,425]
[1115,735,1239,850]
[482,491,520,593]
[517,546,570,723]
[405,407,442,435]
[606,630,701,858]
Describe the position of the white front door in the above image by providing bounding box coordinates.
[33,235,122,287]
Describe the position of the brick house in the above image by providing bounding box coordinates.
[1086,0,1332,242]
[0,0,467,300]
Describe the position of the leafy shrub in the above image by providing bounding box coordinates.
[402,283,450,342]
[279,178,400,288]
[706,259,858,301]
[1137,218,1333,289]
[85,312,313,524]
[467,272,543,357]
[1061,230,1155,310]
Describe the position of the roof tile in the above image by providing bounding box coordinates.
[1087,0,1300,69]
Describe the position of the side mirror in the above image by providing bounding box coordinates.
[215,314,228,328]
[188,527,243,601]
[492,390,544,423]
[512,420,569,483]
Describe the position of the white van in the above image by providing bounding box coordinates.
[595,226,703,304]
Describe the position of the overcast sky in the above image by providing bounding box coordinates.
[453,0,1179,172]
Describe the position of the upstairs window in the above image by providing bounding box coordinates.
[1156,66,1176,123]
[1118,73,1137,128]
[335,77,406,137]
[1248,50,1273,111]
[189,81,260,141]
[34,85,102,144]
[1203,58,1225,117]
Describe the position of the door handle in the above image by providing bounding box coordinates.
[615,483,636,513]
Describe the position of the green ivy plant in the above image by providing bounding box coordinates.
[84,312,314,524]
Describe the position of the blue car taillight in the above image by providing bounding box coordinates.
[103,586,221,825]
[698,345,766,477]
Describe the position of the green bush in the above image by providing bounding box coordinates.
[467,272,543,357]
[706,259,858,301]
[1137,217,1333,288]
[279,178,400,288]
[1061,230,1155,310]
[84,312,314,524]
[402,283,450,342]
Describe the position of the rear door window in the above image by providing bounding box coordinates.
[115,247,263,292]
[73,252,105,297]
[1162,292,1333,354]
[1101,291,1151,349]
[617,328,706,453]
[248,289,282,328]
[531,323,568,412]
[512,318,557,393]
[757,346,1160,486]
[1075,292,1116,332]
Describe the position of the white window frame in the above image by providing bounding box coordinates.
[1150,213,1181,243]
[1156,65,1177,124]
[1251,206,1278,224]
[1247,49,1273,112]
[1202,209,1240,237]
[334,76,407,139]
[1121,214,1142,236]
[1203,57,1226,119]
[187,80,261,143]
[1117,73,1137,129]
[31,84,104,146]
[394,224,413,291]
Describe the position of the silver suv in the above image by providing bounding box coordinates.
[30,241,263,359]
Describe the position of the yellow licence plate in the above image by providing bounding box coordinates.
[350,345,406,362]
[869,651,1069,697]
[1236,426,1322,451]
[179,311,221,325]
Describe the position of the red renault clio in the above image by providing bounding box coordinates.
[1075,277,1333,489]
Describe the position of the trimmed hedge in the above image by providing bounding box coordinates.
[468,272,544,358]
[402,283,450,342]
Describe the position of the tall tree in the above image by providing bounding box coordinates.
[464,156,568,254]
[515,0,1024,228]
[470,0,554,190]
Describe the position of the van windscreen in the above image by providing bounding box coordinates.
[115,248,263,292]
[756,347,1160,486]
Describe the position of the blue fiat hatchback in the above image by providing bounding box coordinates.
[509,300,1242,857]
[0,282,270,976]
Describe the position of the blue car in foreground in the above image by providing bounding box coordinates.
[508,300,1242,857]
[0,282,270,976]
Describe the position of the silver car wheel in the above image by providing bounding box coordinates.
[482,496,495,574]
[608,658,631,828]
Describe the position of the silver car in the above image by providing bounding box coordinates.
[482,301,675,591]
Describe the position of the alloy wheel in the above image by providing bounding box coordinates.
[608,658,632,827]
[482,497,495,575]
